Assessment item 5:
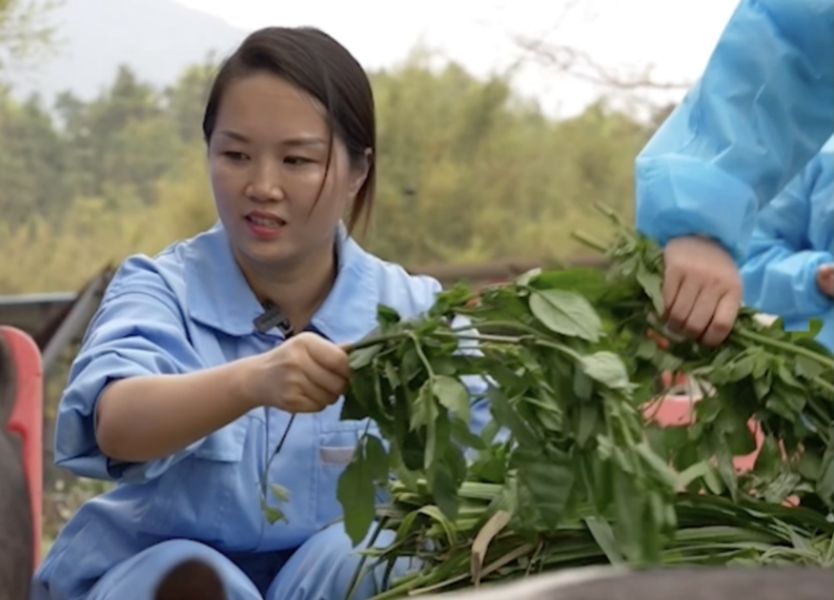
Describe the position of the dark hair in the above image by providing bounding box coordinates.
[203,27,376,233]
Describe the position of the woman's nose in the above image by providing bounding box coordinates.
[246,164,284,202]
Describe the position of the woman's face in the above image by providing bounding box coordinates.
[207,72,367,276]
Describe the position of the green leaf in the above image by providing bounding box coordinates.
[417,505,458,545]
[384,361,401,387]
[636,337,658,360]
[753,436,781,482]
[489,389,540,449]
[579,352,631,390]
[635,441,678,489]
[763,472,801,504]
[425,413,438,471]
[432,375,470,422]
[400,430,424,471]
[579,451,613,512]
[529,267,609,302]
[754,371,773,400]
[430,283,474,316]
[480,420,501,445]
[444,435,467,483]
[513,446,575,527]
[752,352,770,379]
[726,427,757,456]
[429,460,460,520]
[702,464,724,495]
[817,442,834,508]
[694,396,723,425]
[611,469,645,561]
[675,460,712,491]
[449,417,486,450]
[797,448,822,481]
[572,368,593,401]
[270,483,291,503]
[342,375,374,421]
[584,516,625,565]
[529,289,603,342]
[715,441,738,501]
[377,304,401,326]
[776,362,805,390]
[636,261,664,315]
[575,403,599,447]
[795,355,826,380]
[728,355,755,381]
[410,381,438,431]
[471,446,509,484]
[400,347,421,385]
[260,496,286,525]
[337,435,389,545]
[365,435,389,480]
[809,318,824,337]
[348,343,382,370]
[765,390,802,423]
[263,505,286,525]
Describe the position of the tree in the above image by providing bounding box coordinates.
[59,66,186,205]
[164,57,220,144]
[365,57,653,267]
[0,89,70,223]
[0,0,57,76]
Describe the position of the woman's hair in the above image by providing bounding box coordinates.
[203,27,376,232]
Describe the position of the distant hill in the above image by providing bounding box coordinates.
[7,0,246,101]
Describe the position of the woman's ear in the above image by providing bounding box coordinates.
[348,148,373,197]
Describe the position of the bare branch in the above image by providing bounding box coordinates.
[513,35,692,92]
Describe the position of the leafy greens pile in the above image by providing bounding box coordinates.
[305,207,834,596]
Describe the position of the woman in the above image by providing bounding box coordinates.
[33,27,485,600]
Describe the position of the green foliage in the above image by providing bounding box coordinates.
[0,0,56,74]
[0,64,216,292]
[368,57,650,265]
[1,53,653,293]
[331,211,834,595]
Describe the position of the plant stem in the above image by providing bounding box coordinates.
[735,328,834,370]
[348,328,530,355]
[450,320,543,338]
[261,414,296,496]
[572,230,609,253]
[812,376,834,396]
[346,331,411,352]
[410,332,435,378]
[436,331,527,345]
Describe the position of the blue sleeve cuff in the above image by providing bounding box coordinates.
[636,154,758,262]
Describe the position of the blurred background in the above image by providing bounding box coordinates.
[0,0,738,551]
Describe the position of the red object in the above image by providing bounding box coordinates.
[1,326,43,567]
[650,391,764,473]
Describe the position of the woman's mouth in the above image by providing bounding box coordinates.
[244,212,287,239]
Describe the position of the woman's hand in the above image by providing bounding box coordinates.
[663,236,743,346]
[242,332,350,413]
[817,264,834,299]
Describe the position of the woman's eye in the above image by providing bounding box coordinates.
[222,151,249,161]
[284,156,314,166]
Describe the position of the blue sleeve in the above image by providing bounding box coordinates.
[636,0,834,261]
[54,256,209,483]
[741,157,834,320]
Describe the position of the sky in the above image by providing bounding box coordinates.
[175,0,740,118]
